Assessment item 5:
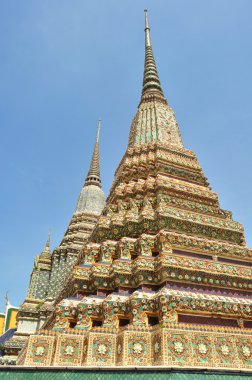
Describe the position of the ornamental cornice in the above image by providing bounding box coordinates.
[120,147,202,172]
[72,242,252,295]
[93,214,244,246]
[83,231,251,264]
[125,142,195,158]
[157,253,252,279]
[109,176,218,204]
[50,286,252,333]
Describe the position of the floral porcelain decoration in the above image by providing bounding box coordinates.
[65,345,74,355]
[174,341,184,353]
[220,345,229,356]
[242,346,251,357]
[133,343,143,354]
[98,344,107,355]
[198,343,207,354]
[35,346,44,356]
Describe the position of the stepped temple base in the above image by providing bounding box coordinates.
[18,324,252,370]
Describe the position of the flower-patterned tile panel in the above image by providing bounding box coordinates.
[53,334,84,366]
[214,336,237,368]
[126,331,151,366]
[22,327,252,370]
[235,337,252,368]
[191,334,213,367]
[165,332,191,366]
[24,335,55,366]
[87,332,116,366]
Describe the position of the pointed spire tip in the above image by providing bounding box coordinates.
[84,119,102,187]
[96,118,101,143]
[141,9,164,99]
[45,230,51,249]
[144,9,149,31]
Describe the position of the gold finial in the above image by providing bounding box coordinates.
[144,9,149,29]
[144,9,151,47]
[83,118,102,189]
[141,9,164,97]
[96,118,101,143]
[45,230,51,249]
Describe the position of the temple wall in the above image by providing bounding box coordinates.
[21,325,252,370]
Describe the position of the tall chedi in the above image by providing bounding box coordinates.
[6,121,105,362]
[47,119,105,301]
[20,12,252,373]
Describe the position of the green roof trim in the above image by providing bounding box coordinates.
[0,369,252,380]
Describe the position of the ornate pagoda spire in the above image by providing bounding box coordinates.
[10,122,105,358]
[45,120,105,301]
[141,10,164,99]
[85,118,101,187]
[128,10,183,148]
[74,119,105,214]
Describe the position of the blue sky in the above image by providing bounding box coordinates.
[0,0,252,312]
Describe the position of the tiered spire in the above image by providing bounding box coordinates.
[75,119,105,214]
[141,10,164,99]
[128,10,183,148]
[85,119,101,187]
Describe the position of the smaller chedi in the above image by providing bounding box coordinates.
[0,294,19,365]
[2,120,105,363]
